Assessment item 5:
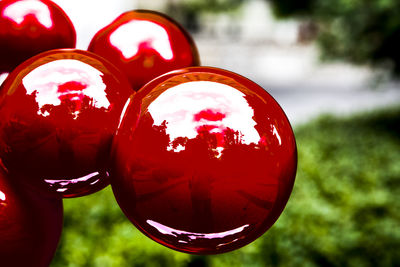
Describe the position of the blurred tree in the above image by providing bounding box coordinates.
[270,0,400,75]
[177,0,244,13]
[168,0,400,74]
[165,0,245,32]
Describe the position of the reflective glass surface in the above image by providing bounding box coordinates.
[0,0,76,73]
[88,10,199,91]
[111,67,297,254]
[0,49,133,197]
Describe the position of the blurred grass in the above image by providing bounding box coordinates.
[51,106,400,267]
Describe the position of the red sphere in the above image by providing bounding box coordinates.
[0,167,63,266]
[0,0,76,73]
[111,67,297,254]
[0,49,133,198]
[88,10,200,91]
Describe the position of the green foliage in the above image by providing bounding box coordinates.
[257,107,400,266]
[52,187,192,267]
[270,0,400,74]
[165,0,244,32]
[51,106,400,266]
[270,0,313,17]
[175,0,245,13]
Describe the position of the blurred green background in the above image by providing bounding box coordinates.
[48,0,400,266]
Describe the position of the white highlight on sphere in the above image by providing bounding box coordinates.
[22,59,110,117]
[3,0,53,29]
[109,20,173,60]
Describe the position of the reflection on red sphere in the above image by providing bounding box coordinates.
[0,168,63,266]
[111,67,297,254]
[0,49,133,198]
[0,0,76,73]
[88,10,200,91]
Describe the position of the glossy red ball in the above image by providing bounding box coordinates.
[0,0,76,73]
[111,67,297,254]
[0,49,133,198]
[88,10,200,91]
[0,167,63,266]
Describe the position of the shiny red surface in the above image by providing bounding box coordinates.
[111,67,297,254]
[0,167,63,266]
[0,49,133,198]
[88,10,200,91]
[0,0,76,73]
